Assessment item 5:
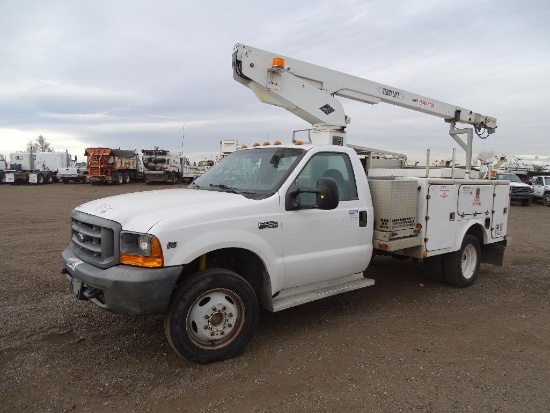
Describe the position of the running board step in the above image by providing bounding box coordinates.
[271,273,375,312]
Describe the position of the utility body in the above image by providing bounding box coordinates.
[6,151,73,184]
[62,44,507,364]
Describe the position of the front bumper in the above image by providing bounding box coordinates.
[62,246,182,314]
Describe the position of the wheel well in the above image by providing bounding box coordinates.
[177,248,266,297]
[466,224,485,245]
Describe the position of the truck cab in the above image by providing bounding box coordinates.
[531,176,550,206]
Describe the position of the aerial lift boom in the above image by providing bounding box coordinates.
[232,43,497,173]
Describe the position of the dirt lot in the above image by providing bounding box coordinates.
[0,182,549,412]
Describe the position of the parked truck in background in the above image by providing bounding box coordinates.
[6,151,73,184]
[86,148,143,184]
[142,148,181,184]
[0,154,7,184]
[58,161,89,184]
[531,175,550,206]
[220,139,239,159]
[62,44,506,365]
[495,173,533,206]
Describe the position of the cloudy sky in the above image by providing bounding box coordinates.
[1,0,549,164]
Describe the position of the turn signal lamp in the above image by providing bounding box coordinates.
[272,57,285,69]
[120,234,164,268]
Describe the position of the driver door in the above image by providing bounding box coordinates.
[280,152,370,289]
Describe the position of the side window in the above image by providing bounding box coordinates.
[293,152,358,205]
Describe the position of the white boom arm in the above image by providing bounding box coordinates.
[233,43,497,171]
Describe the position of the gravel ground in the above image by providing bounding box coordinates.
[0,182,549,412]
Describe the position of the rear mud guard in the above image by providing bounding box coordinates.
[480,240,507,266]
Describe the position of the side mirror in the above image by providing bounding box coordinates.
[285,177,339,211]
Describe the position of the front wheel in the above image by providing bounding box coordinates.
[544,193,550,207]
[444,235,481,288]
[164,269,259,364]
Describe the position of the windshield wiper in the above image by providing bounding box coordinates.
[209,183,247,195]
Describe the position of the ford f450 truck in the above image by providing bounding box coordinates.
[62,44,507,364]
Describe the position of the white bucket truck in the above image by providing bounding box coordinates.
[62,44,507,364]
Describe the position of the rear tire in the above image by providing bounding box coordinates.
[444,235,481,288]
[123,172,130,184]
[164,269,259,364]
[36,173,44,185]
[112,172,123,185]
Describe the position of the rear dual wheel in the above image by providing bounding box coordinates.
[112,172,123,185]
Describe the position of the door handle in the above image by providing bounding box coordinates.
[359,210,367,227]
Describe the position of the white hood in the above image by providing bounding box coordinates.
[75,188,254,233]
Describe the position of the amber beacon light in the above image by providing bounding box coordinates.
[272,57,285,69]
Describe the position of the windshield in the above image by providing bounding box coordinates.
[496,174,521,183]
[192,147,306,199]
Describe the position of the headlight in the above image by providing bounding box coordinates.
[120,232,164,268]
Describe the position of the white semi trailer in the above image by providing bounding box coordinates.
[6,151,73,184]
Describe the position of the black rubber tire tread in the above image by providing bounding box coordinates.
[45,173,53,184]
[112,172,122,185]
[123,172,130,184]
[164,268,259,364]
[36,173,44,185]
[424,255,447,283]
[444,234,481,288]
[544,194,550,207]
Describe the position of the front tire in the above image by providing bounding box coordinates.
[544,193,550,207]
[444,234,481,287]
[164,269,259,364]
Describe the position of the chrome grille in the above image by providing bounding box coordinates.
[70,211,121,268]
[511,186,529,194]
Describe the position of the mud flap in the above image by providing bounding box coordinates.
[481,240,507,266]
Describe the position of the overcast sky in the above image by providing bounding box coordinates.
[1,0,549,164]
